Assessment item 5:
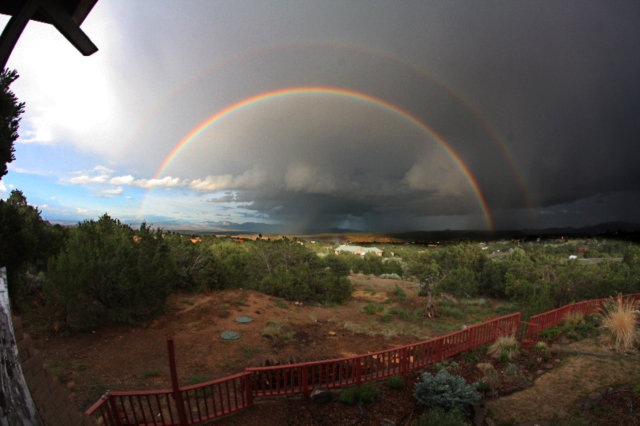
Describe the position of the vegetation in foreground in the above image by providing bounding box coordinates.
[2,189,640,333]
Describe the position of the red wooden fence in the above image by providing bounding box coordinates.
[86,294,638,425]
[527,293,640,339]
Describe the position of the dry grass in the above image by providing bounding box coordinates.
[488,335,519,360]
[602,295,639,352]
[563,311,584,326]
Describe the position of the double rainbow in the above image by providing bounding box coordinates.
[142,86,494,230]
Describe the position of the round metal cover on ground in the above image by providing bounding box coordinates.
[235,316,253,323]
[220,331,240,340]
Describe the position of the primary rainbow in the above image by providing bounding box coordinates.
[145,86,494,230]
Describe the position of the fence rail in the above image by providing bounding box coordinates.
[527,293,640,339]
[86,295,637,425]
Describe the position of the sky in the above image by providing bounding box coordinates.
[1,1,639,233]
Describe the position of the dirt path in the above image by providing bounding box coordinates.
[486,338,640,423]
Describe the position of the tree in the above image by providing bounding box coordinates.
[0,69,25,178]
[0,189,59,299]
[45,215,176,330]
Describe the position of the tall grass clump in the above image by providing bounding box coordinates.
[602,295,638,352]
[487,335,519,361]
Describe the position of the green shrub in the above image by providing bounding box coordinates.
[380,312,392,322]
[380,273,402,280]
[339,383,380,405]
[534,341,548,352]
[45,216,175,330]
[363,302,383,315]
[392,284,407,301]
[413,407,470,426]
[475,381,488,393]
[563,311,584,327]
[413,370,480,413]
[387,375,404,389]
[539,326,562,339]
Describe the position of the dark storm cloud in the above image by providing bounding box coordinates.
[58,0,639,232]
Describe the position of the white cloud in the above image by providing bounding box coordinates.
[190,174,235,192]
[135,176,184,188]
[101,186,124,195]
[109,175,135,185]
[0,181,6,193]
[76,208,89,214]
[190,168,268,192]
[69,174,110,184]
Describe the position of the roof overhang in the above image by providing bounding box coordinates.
[0,0,99,69]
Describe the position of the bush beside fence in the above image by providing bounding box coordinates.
[86,295,638,425]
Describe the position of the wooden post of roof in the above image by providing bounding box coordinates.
[0,0,98,70]
[37,0,97,56]
[0,0,39,70]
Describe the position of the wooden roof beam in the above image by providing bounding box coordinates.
[36,0,97,56]
[0,0,98,70]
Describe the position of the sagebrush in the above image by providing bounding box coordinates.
[414,370,480,413]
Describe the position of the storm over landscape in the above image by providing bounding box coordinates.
[2,1,639,233]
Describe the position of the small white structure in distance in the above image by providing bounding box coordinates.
[334,245,383,257]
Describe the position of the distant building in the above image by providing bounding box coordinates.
[334,245,383,257]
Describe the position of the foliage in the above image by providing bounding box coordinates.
[487,335,519,361]
[534,341,548,352]
[601,295,638,352]
[379,273,402,280]
[387,375,404,389]
[363,302,383,315]
[0,69,25,178]
[563,311,585,326]
[412,407,470,426]
[439,267,479,298]
[261,320,294,342]
[165,233,218,291]
[414,370,480,413]
[539,326,562,340]
[0,190,67,300]
[247,241,352,304]
[392,284,407,301]
[45,215,176,330]
[339,383,380,405]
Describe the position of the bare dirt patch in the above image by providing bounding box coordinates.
[25,276,443,411]
[486,338,640,424]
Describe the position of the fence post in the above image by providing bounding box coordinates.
[436,337,443,362]
[355,358,362,387]
[401,347,408,379]
[302,366,310,398]
[107,392,124,426]
[167,337,189,426]
[244,372,254,406]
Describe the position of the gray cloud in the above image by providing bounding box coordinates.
[10,1,640,231]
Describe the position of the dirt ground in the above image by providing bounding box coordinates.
[26,275,438,411]
[23,275,639,425]
[486,337,640,424]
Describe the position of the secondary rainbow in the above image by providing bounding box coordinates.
[144,86,494,230]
